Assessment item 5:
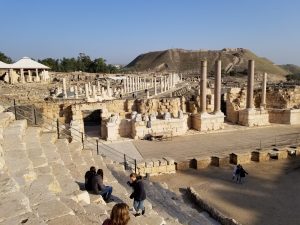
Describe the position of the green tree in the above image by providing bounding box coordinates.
[0,51,13,63]
[38,58,60,71]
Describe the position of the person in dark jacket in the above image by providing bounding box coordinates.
[127,173,146,217]
[239,166,248,184]
[91,169,113,202]
[85,166,96,191]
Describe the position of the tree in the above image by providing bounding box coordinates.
[0,51,12,63]
[38,58,60,71]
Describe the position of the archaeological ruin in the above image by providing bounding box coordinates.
[1,57,300,225]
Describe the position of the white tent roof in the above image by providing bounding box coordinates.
[11,57,50,69]
[0,61,11,69]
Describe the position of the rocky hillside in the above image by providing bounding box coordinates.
[126,48,288,77]
[279,64,300,74]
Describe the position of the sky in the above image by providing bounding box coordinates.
[1,0,300,65]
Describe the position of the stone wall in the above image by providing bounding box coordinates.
[226,88,246,123]
[136,157,176,176]
[131,115,189,139]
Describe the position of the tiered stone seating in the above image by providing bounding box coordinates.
[0,108,217,225]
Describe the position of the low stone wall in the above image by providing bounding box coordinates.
[187,187,242,225]
[174,145,300,171]
[131,115,189,139]
[238,108,269,127]
[191,113,225,132]
[136,157,176,176]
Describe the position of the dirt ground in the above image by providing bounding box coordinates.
[152,157,300,225]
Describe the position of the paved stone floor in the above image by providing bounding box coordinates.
[152,158,300,225]
[134,124,300,161]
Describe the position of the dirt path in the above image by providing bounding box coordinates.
[152,158,300,225]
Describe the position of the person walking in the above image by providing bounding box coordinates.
[127,173,146,217]
[102,203,130,225]
[232,164,237,181]
[235,164,241,183]
[239,166,248,184]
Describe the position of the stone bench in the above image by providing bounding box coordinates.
[195,157,211,169]
[251,150,270,162]
[210,155,230,167]
[230,152,251,165]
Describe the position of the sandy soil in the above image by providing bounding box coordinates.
[152,158,300,225]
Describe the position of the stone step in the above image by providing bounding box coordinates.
[32,199,75,222]
[0,112,15,129]
[0,191,31,222]
[40,131,57,144]
[0,212,46,225]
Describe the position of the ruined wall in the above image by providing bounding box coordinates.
[136,98,182,118]
[226,88,246,123]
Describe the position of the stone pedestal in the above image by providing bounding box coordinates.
[238,108,269,127]
[106,122,118,141]
[192,113,224,132]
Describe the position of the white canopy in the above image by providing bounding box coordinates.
[0,57,50,70]
[11,57,50,69]
[0,61,11,69]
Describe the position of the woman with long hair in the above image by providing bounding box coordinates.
[102,203,130,225]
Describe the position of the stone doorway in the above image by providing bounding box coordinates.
[83,109,102,137]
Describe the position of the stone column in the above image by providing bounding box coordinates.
[74,86,78,99]
[214,60,222,114]
[85,83,89,99]
[27,70,32,82]
[180,73,183,82]
[246,60,255,109]
[164,76,167,92]
[35,69,40,82]
[261,72,267,109]
[62,78,67,98]
[97,81,101,94]
[154,77,157,95]
[123,78,127,93]
[20,68,25,83]
[88,82,92,95]
[200,60,207,114]
[92,85,97,98]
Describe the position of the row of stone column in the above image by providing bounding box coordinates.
[62,79,114,99]
[8,68,48,84]
[199,59,268,114]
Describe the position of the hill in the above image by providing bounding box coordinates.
[126,48,288,78]
[279,64,300,74]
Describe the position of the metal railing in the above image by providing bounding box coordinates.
[1,97,137,172]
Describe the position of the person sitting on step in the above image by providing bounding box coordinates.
[91,169,113,202]
[102,203,130,225]
[84,166,96,191]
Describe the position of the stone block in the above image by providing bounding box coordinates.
[210,156,220,167]
[230,152,251,165]
[163,157,175,165]
[159,158,167,166]
[166,165,176,173]
[277,149,288,159]
[196,157,211,169]
[151,158,160,167]
[175,161,189,170]
[251,150,270,162]
[158,165,167,174]
[145,159,154,168]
